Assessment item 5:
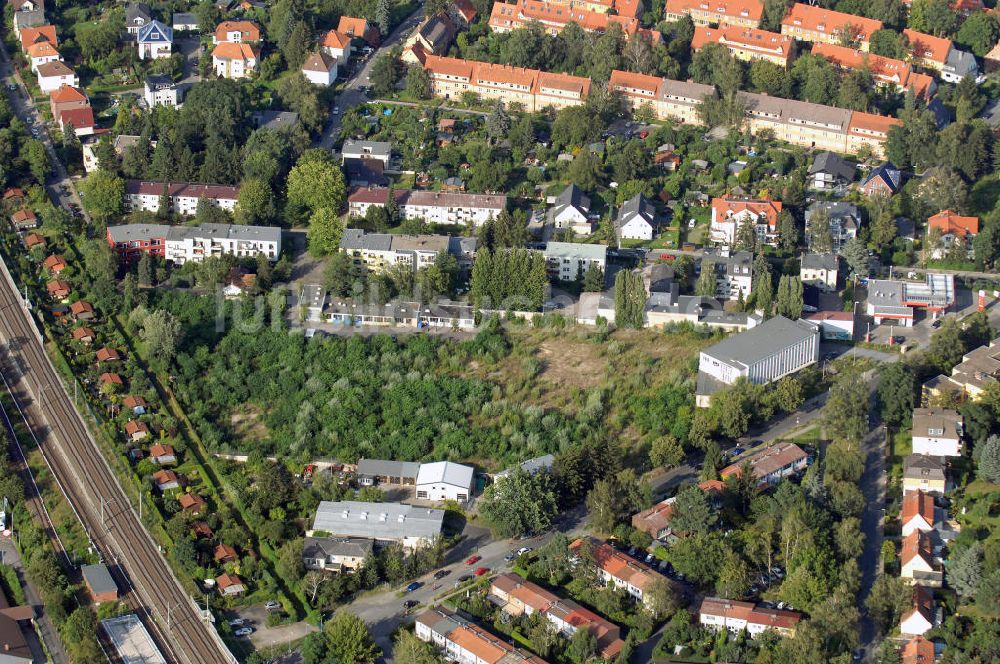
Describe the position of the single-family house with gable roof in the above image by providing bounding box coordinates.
[547,184,592,235]
[125,2,153,35]
[615,193,655,242]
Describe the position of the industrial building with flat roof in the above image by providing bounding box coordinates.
[866,274,955,327]
[696,316,819,406]
[310,501,445,549]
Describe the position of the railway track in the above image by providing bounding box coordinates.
[0,278,234,664]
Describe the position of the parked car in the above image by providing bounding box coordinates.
[645,553,655,564]
[433,569,450,580]
[456,574,473,583]
[516,547,532,557]
[465,555,481,565]
[263,601,281,611]
[404,581,422,593]
[402,599,418,609]
[227,618,245,627]
[474,567,489,577]
[234,627,254,637]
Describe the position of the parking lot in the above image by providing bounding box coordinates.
[223,605,317,651]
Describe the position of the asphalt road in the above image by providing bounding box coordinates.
[856,387,888,662]
[317,8,425,150]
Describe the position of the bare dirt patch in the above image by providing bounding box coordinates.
[230,406,268,442]
[535,339,606,390]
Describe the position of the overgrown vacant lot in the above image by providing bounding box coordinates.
[167,298,715,469]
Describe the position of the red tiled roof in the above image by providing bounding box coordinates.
[215,572,243,590]
[609,69,662,96]
[453,0,478,22]
[125,420,148,435]
[99,372,123,385]
[321,29,351,50]
[214,543,238,561]
[666,0,764,22]
[782,3,882,42]
[212,41,259,61]
[928,210,979,238]
[302,51,335,73]
[711,197,783,230]
[153,469,178,485]
[3,188,25,200]
[27,40,58,58]
[901,489,935,525]
[11,209,36,223]
[570,537,659,591]
[59,106,95,130]
[903,29,951,65]
[24,232,46,248]
[72,326,94,340]
[692,25,792,59]
[805,311,853,322]
[902,635,936,664]
[214,20,260,42]
[720,442,806,480]
[150,443,174,458]
[49,84,86,103]
[179,493,206,510]
[901,531,933,566]
[123,395,147,409]
[338,16,374,39]
[126,180,240,200]
[46,280,69,296]
[812,43,933,97]
[95,347,121,362]
[19,24,56,51]
[848,111,902,138]
[69,300,93,315]
[42,254,66,271]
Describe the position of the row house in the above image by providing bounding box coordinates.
[780,3,882,52]
[664,0,764,28]
[691,25,794,68]
[568,537,669,608]
[415,606,548,664]
[903,29,978,83]
[901,531,944,587]
[900,586,937,637]
[420,53,592,112]
[709,197,782,247]
[347,186,507,227]
[489,0,661,41]
[904,455,947,496]
[923,337,1000,403]
[719,441,809,488]
[699,597,803,638]
[609,70,715,125]
[339,228,477,273]
[812,43,936,99]
[555,0,642,18]
[107,222,280,265]
[124,180,239,216]
[490,573,624,659]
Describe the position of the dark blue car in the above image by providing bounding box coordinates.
[404,582,422,593]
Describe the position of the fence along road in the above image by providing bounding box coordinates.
[0,255,235,664]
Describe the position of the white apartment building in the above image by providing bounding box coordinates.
[697,315,819,406]
[144,75,184,107]
[347,187,507,227]
[912,408,963,457]
[339,228,476,273]
[107,223,281,264]
[124,180,239,216]
[543,242,607,282]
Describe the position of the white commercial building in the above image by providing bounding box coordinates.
[347,187,507,227]
[309,501,445,550]
[415,461,474,502]
[696,315,819,407]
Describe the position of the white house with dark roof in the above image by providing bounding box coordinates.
[912,408,963,457]
[615,193,655,242]
[416,461,474,502]
[800,252,839,291]
[137,20,172,59]
[805,201,858,252]
[302,51,337,86]
[547,184,592,235]
[302,536,373,572]
[144,75,184,107]
[125,2,153,35]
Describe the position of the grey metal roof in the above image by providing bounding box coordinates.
[311,501,445,540]
[356,458,420,479]
[416,461,473,489]
[945,48,977,77]
[252,111,299,131]
[903,454,946,481]
[495,454,555,479]
[342,140,391,160]
[866,279,906,308]
[701,316,818,368]
[172,12,197,26]
[303,536,373,560]
[168,223,282,245]
[82,564,117,596]
[808,151,855,181]
[544,242,607,261]
[448,236,478,256]
[107,224,172,243]
[801,253,838,271]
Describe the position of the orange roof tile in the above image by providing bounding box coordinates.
[150,443,174,458]
[321,29,351,50]
[711,197,783,230]
[19,24,56,51]
[813,43,933,97]
[901,531,933,566]
[27,40,58,58]
[211,42,259,61]
[449,624,508,662]
[424,54,474,79]
[214,20,260,42]
[782,3,882,42]
[537,71,591,96]
[903,29,952,65]
[337,16,372,38]
[473,60,537,88]
[928,210,979,237]
[49,84,86,103]
[692,25,793,59]
[901,490,935,525]
[666,0,764,23]
[609,69,662,96]
[847,111,902,138]
[902,636,936,664]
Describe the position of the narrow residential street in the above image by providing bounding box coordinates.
[318,9,425,150]
[856,389,889,662]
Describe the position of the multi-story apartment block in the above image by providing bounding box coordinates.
[106,223,281,264]
[812,43,936,98]
[419,53,592,112]
[415,606,548,664]
[697,315,819,406]
[339,228,477,273]
[903,29,978,83]
[709,197,782,247]
[568,537,672,609]
[489,0,661,40]
[347,187,507,227]
[491,573,625,659]
[543,242,607,281]
[692,25,794,67]
[805,201,858,252]
[780,3,882,51]
[124,180,239,216]
[664,0,764,27]
[699,598,803,638]
[609,70,715,124]
[701,250,752,301]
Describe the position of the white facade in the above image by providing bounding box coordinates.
[213,52,256,78]
[543,242,607,281]
[37,67,78,93]
[29,52,59,72]
[303,60,337,86]
[912,433,962,457]
[137,21,173,60]
[139,40,171,59]
[126,189,238,216]
[165,232,279,264]
[415,461,474,502]
[618,216,653,241]
[900,610,933,636]
[347,188,506,227]
[698,316,819,387]
[144,77,182,107]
